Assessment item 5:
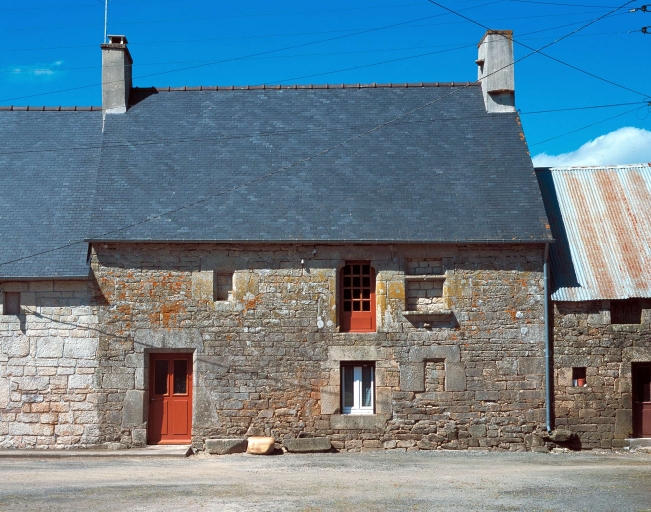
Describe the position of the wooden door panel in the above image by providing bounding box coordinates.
[173,400,189,436]
[641,405,651,437]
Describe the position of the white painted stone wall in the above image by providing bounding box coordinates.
[0,281,100,449]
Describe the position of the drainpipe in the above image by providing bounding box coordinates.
[544,243,552,432]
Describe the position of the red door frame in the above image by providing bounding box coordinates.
[147,353,193,445]
[633,362,651,438]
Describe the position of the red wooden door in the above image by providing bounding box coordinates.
[148,353,193,444]
[633,363,651,438]
[341,262,376,332]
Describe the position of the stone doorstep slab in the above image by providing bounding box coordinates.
[0,445,193,458]
[627,438,651,450]
[283,437,332,453]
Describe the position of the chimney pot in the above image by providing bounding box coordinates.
[477,30,515,113]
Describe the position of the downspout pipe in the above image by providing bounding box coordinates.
[544,243,553,433]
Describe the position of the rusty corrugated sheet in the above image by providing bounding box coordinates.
[537,163,651,301]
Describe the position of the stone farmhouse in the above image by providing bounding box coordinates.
[0,30,648,452]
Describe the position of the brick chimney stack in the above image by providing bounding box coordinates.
[477,30,515,113]
[101,35,132,115]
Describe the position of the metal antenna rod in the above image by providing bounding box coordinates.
[104,0,108,43]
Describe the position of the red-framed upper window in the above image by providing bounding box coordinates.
[340,261,376,332]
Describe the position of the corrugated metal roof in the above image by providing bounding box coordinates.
[537,163,651,301]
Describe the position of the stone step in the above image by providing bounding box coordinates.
[627,438,651,450]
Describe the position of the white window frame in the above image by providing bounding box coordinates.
[341,363,374,415]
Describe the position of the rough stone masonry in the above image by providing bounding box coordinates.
[0,243,549,451]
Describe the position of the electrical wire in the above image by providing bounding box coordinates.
[528,105,641,145]
[0,0,504,103]
[520,100,648,113]
[0,5,638,268]
[425,0,650,97]
[0,100,647,157]
[2,6,609,47]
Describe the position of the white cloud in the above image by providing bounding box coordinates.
[532,127,651,167]
[3,61,64,81]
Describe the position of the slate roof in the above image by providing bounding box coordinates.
[0,84,552,279]
[537,164,651,301]
[89,85,551,243]
[0,111,102,278]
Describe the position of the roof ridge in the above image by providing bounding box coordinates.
[136,82,480,92]
[0,106,101,112]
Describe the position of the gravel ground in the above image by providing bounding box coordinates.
[0,450,650,511]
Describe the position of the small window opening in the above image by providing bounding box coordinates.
[341,362,375,415]
[611,299,642,324]
[3,292,20,315]
[572,367,587,387]
[340,261,376,332]
[213,272,233,301]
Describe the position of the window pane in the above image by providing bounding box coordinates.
[154,360,168,395]
[362,301,371,311]
[362,366,373,407]
[344,289,351,299]
[353,302,361,311]
[353,289,361,299]
[173,360,188,394]
[3,292,20,315]
[343,265,351,275]
[353,265,360,274]
[343,367,354,407]
[353,277,360,287]
[343,301,352,312]
[362,265,370,274]
[362,289,370,299]
[343,277,351,287]
[362,276,370,287]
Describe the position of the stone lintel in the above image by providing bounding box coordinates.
[328,346,388,361]
[409,345,460,363]
[133,328,202,353]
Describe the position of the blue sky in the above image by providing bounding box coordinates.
[1,0,649,161]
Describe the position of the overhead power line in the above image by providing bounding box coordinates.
[2,7,613,44]
[425,0,650,97]
[0,4,636,268]
[520,100,650,113]
[0,101,647,158]
[529,105,642,146]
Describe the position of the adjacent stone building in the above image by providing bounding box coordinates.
[538,164,651,449]
[2,31,647,452]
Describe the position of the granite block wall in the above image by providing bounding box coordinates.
[0,280,101,449]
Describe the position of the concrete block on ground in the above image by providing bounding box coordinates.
[246,436,275,455]
[283,437,331,453]
[206,438,248,455]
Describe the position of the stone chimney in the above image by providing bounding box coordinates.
[476,30,515,113]
[101,35,132,114]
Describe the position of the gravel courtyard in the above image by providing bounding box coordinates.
[0,450,650,511]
